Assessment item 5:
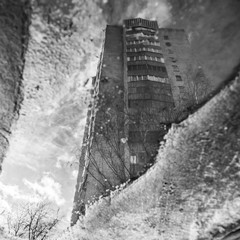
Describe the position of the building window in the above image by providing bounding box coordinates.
[138,152,146,164]
[164,35,169,40]
[176,75,182,81]
[178,86,185,94]
[172,65,179,72]
[128,65,137,71]
[130,156,137,164]
[165,42,171,47]
[162,67,167,73]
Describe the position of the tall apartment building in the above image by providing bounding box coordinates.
[71,18,209,225]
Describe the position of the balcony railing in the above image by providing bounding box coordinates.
[126,47,161,53]
[125,32,158,39]
[128,75,169,83]
[124,18,158,30]
[126,39,160,46]
[127,55,165,63]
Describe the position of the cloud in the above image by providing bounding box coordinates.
[71,170,78,179]
[137,0,171,27]
[23,175,65,206]
[55,152,75,169]
[0,182,21,199]
[4,136,39,171]
[0,181,40,203]
[0,197,11,213]
[0,174,65,213]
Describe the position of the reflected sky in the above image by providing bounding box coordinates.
[0,0,171,225]
[0,0,239,227]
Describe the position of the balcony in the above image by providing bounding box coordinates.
[124,18,158,30]
[127,75,168,83]
[127,55,165,63]
[126,39,160,47]
[126,47,162,54]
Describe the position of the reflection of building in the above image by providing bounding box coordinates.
[71,18,209,225]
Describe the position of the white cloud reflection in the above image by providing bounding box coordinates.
[23,175,65,206]
[137,0,171,27]
[0,181,40,204]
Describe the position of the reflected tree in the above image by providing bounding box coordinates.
[6,201,60,240]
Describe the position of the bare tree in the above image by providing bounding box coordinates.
[81,102,176,193]
[7,201,60,240]
[178,65,210,108]
[73,80,202,223]
[86,108,129,191]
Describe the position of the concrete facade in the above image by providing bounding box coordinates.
[72,18,209,225]
[0,0,30,172]
[123,19,175,175]
[71,25,127,224]
[158,28,209,108]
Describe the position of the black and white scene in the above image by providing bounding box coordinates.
[0,0,240,239]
